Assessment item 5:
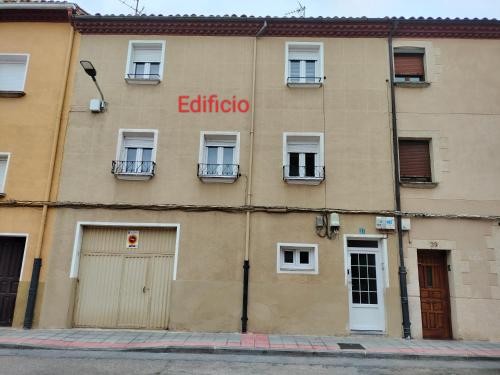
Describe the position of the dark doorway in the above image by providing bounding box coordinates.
[0,237,25,326]
[418,250,452,339]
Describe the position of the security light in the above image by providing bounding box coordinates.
[80,60,97,78]
[79,60,106,112]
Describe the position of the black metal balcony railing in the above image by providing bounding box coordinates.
[197,163,239,178]
[126,73,161,80]
[283,165,325,180]
[112,160,156,175]
[287,76,323,85]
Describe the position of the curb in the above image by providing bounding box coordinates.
[0,343,499,362]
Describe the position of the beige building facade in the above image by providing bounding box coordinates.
[19,15,500,340]
[394,38,500,340]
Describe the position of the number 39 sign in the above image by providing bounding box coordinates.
[127,230,139,249]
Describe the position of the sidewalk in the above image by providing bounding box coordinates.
[0,329,499,361]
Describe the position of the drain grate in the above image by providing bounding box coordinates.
[338,343,365,350]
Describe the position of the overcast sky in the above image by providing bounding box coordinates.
[76,0,500,19]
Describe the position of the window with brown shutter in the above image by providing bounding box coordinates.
[398,140,432,182]
[394,50,425,82]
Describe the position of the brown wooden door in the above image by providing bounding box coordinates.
[0,237,25,326]
[418,250,452,339]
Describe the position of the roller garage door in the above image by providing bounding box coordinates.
[74,227,176,329]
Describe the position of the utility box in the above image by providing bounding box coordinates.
[401,218,411,231]
[315,216,324,228]
[329,213,340,228]
[376,216,395,230]
[90,98,103,113]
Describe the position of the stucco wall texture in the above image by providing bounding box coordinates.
[37,33,500,339]
[0,22,76,327]
[395,38,500,340]
[38,34,403,336]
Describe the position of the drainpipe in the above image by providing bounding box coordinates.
[387,20,411,339]
[24,24,76,329]
[241,20,267,333]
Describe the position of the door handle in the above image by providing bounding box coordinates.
[142,286,150,293]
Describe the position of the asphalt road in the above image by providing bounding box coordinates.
[0,349,499,374]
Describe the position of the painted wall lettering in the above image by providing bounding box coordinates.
[178,95,250,113]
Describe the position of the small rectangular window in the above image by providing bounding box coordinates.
[125,41,165,83]
[394,48,425,82]
[286,42,323,87]
[0,54,28,92]
[398,139,432,182]
[0,154,10,194]
[283,133,324,184]
[113,130,157,179]
[198,132,240,182]
[426,266,433,288]
[277,243,318,274]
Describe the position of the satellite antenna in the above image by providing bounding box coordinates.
[117,0,145,15]
[285,1,306,17]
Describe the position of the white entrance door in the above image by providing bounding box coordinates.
[347,240,385,331]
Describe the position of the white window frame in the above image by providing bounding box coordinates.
[0,152,11,195]
[198,131,240,179]
[0,53,29,92]
[115,129,158,177]
[283,132,324,181]
[124,40,166,83]
[277,243,319,275]
[343,234,389,288]
[285,42,323,86]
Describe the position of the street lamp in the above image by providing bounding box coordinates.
[80,60,106,112]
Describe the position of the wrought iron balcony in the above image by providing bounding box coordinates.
[287,76,323,88]
[197,163,239,183]
[112,160,156,180]
[283,165,325,185]
[125,73,161,85]
[126,73,160,80]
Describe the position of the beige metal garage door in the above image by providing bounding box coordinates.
[74,227,176,329]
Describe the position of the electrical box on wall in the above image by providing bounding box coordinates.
[90,98,104,113]
[401,218,411,231]
[315,216,324,228]
[376,216,395,230]
[329,213,340,228]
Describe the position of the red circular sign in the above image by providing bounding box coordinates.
[128,235,137,244]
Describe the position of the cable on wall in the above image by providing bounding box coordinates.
[1,200,499,221]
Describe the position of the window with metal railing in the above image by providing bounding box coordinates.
[125,41,165,84]
[286,42,323,87]
[197,132,240,183]
[113,130,158,180]
[283,133,325,185]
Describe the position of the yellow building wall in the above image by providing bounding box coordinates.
[0,22,78,327]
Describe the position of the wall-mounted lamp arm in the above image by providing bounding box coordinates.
[91,76,106,104]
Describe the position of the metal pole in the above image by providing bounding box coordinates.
[387,20,412,339]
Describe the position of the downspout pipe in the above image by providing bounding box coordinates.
[387,20,412,339]
[24,22,76,329]
[241,20,267,333]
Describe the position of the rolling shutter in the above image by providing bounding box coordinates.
[132,46,161,63]
[0,55,28,91]
[394,53,424,77]
[399,140,432,182]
